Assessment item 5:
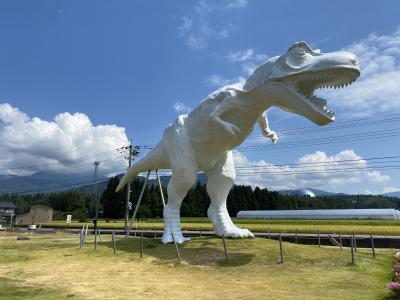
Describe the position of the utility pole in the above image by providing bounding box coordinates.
[92,160,101,233]
[118,142,140,232]
[124,142,133,231]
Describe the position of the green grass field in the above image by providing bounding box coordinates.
[41,217,400,235]
[0,231,395,299]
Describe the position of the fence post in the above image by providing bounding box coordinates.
[370,233,376,258]
[154,229,157,238]
[350,236,355,265]
[222,236,229,262]
[268,227,270,239]
[339,232,343,251]
[318,231,321,247]
[140,231,144,259]
[79,230,83,249]
[295,230,298,244]
[94,228,98,250]
[112,230,116,254]
[279,234,284,263]
[199,230,202,237]
[352,232,357,252]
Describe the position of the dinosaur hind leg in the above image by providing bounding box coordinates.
[162,167,197,244]
[206,151,254,238]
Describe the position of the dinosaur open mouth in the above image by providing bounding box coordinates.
[282,68,360,120]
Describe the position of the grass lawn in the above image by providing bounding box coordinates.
[0,231,395,299]
[42,217,400,236]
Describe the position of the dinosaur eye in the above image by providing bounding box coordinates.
[298,49,306,56]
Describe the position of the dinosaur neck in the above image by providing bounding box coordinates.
[244,82,277,113]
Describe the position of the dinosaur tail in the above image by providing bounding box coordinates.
[115,143,168,192]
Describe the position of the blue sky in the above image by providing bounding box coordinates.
[1,0,400,194]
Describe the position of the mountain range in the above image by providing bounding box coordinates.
[0,171,398,198]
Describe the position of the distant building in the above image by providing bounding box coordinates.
[16,202,53,225]
[237,209,400,220]
[280,189,316,198]
[0,201,16,214]
[0,202,16,225]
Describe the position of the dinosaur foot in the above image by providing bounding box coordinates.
[161,232,191,244]
[162,205,190,244]
[208,206,255,238]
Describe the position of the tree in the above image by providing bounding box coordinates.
[101,176,126,219]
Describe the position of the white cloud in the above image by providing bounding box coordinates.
[233,149,391,191]
[173,101,191,114]
[204,74,245,88]
[178,0,247,50]
[318,29,400,116]
[0,103,129,175]
[205,48,267,87]
[226,0,247,9]
[178,17,193,35]
[227,48,267,62]
[383,186,400,193]
[186,35,206,50]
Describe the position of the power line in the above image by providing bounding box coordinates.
[248,113,400,140]
[237,128,400,152]
[235,155,400,169]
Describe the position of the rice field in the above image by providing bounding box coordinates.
[39,217,400,236]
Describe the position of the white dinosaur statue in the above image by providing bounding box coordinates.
[116,41,360,244]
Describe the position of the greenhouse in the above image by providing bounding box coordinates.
[236,209,400,220]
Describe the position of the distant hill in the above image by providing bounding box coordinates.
[2,171,396,201]
[0,171,209,195]
[0,171,108,195]
[383,191,400,198]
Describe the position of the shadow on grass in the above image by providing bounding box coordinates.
[0,277,73,300]
[100,236,255,267]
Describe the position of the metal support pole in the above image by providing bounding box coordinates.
[279,234,284,263]
[172,234,182,263]
[318,231,321,247]
[295,230,298,244]
[222,236,229,262]
[112,230,116,254]
[339,232,343,251]
[350,236,355,264]
[127,171,151,238]
[154,229,157,238]
[79,230,83,249]
[140,231,144,259]
[156,170,166,207]
[370,233,376,258]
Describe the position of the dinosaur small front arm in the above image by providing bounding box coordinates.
[258,110,278,143]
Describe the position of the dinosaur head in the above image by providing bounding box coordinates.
[244,41,360,125]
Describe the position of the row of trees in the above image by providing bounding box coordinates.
[2,175,400,220]
[100,176,400,219]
